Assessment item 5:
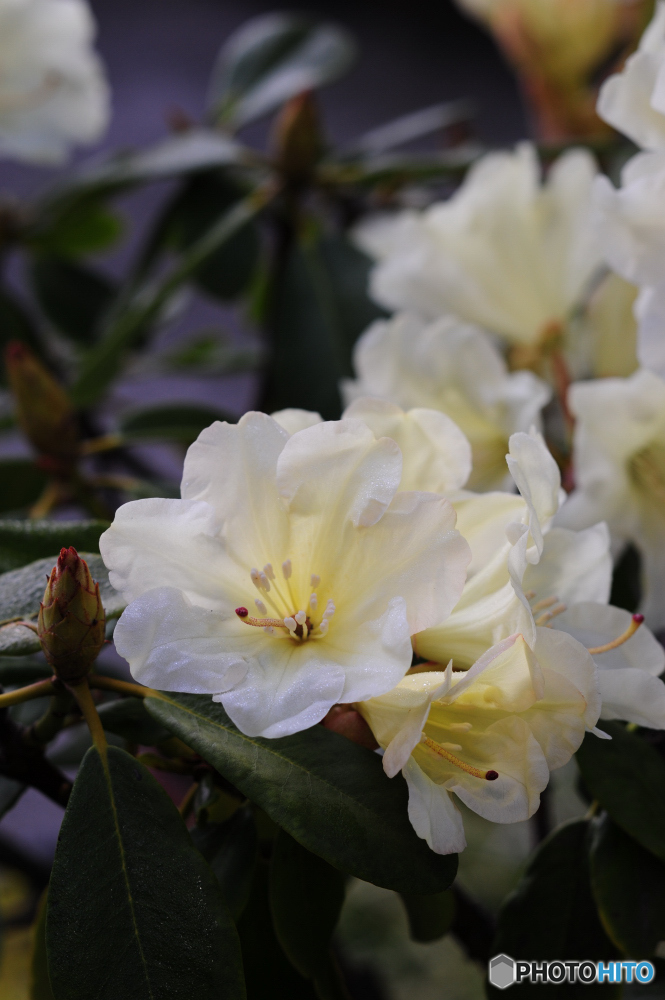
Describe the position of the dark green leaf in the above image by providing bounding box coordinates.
[262,232,343,418]
[191,805,258,919]
[590,812,665,957]
[0,519,108,573]
[490,820,618,996]
[30,257,114,345]
[0,656,51,685]
[270,829,348,1000]
[576,722,665,862]
[209,13,356,128]
[0,461,48,516]
[400,890,455,943]
[163,333,261,376]
[29,199,122,258]
[46,745,245,1000]
[0,288,43,375]
[0,553,124,656]
[96,698,172,746]
[31,892,55,1000]
[238,859,318,1000]
[145,693,458,893]
[119,403,235,445]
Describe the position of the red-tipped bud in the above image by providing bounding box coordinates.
[37,548,105,682]
[5,342,78,470]
[235,607,249,618]
[486,770,499,781]
[633,614,645,624]
[271,91,325,183]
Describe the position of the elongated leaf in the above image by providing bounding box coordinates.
[576,722,665,862]
[590,813,665,957]
[0,288,43,375]
[191,805,258,919]
[348,99,476,156]
[96,698,172,746]
[0,519,108,573]
[238,859,318,1000]
[490,820,618,996]
[31,892,55,1000]
[400,890,455,943]
[119,403,235,445]
[30,258,114,345]
[270,829,348,1000]
[0,553,124,655]
[0,461,48,515]
[209,13,356,128]
[46,745,245,1000]
[0,656,50,685]
[146,693,458,893]
[29,199,122,258]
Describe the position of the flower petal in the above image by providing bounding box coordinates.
[598,668,665,728]
[524,524,612,607]
[403,757,467,855]
[553,602,665,677]
[271,409,323,434]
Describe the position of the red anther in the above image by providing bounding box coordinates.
[485,770,499,781]
[235,607,249,618]
[633,614,645,624]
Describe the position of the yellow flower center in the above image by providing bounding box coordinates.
[235,560,334,642]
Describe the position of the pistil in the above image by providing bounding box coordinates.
[422,735,498,780]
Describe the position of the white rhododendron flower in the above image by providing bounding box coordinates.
[597,1,665,152]
[342,312,550,491]
[558,369,665,628]
[359,628,600,855]
[354,145,603,352]
[0,0,108,164]
[586,272,639,378]
[100,414,471,739]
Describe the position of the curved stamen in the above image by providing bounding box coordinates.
[587,614,644,655]
[235,608,288,629]
[422,736,498,780]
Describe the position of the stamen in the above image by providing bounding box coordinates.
[532,595,559,612]
[284,616,297,635]
[448,722,472,732]
[263,564,275,580]
[422,736,498,780]
[311,574,320,588]
[255,599,267,615]
[524,590,536,601]
[318,619,329,636]
[588,614,644,655]
[310,594,318,610]
[535,602,566,626]
[264,626,278,635]
[323,601,335,620]
[294,611,307,625]
[259,572,271,592]
[282,560,292,580]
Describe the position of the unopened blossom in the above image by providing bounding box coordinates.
[597,2,665,152]
[355,145,604,358]
[342,312,550,491]
[101,414,471,739]
[558,368,665,629]
[0,0,108,164]
[359,628,600,855]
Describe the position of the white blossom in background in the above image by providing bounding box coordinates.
[101,413,471,739]
[341,312,550,491]
[586,272,639,378]
[597,1,665,152]
[354,145,604,357]
[558,368,665,629]
[0,0,109,164]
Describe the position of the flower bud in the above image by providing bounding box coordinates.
[271,91,325,183]
[38,547,105,682]
[5,342,79,473]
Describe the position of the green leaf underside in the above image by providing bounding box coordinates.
[191,805,258,920]
[30,257,115,345]
[399,890,455,943]
[491,819,618,996]
[119,404,236,444]
[0,461,48,515]
[0,553,124,656]
[46,745,245,1000]
[577,722,665,862]
[589,813,665,957]
[270,829,348,1000]
[145,693,457,893]
[0,519,108,573]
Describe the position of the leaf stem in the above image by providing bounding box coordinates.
[89,675,157,699]
[0,678,55,709]
[70,680,107,755]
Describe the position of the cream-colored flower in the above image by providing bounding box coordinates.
[558,368,665,628]
[341,312,550,491]
[101,413,471,738]
[597,2,665,151]
[586,272,639,378]
[355,145,604,351]
[0,0,109,164]
[359,627,600,854]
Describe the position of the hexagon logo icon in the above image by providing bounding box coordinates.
[489,954,516,990]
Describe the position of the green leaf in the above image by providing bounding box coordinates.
[209,13,356,129]
[238,859,318,1000]
[167,172,260,300]
[0,656,51,685]
[145,693,458,893]
[0,288,43,375]
[576,722,665,862]
[96,698,172,746]
[399,890,455,943]
[589,812,665,957]
[191,805,258,919]
[0,461,48,515]
[71,185,271,408]
[30,257,115,345]
[119,403,235,445]
[31,892,55,1000]
[0,553,124,656]
[262,232,343,419]
[270,829,348,1000]
[490,820,618,996]
[348,99,475,156]
[29,199,123,258]
[0,519,108,573]
[46,745,245,1000]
